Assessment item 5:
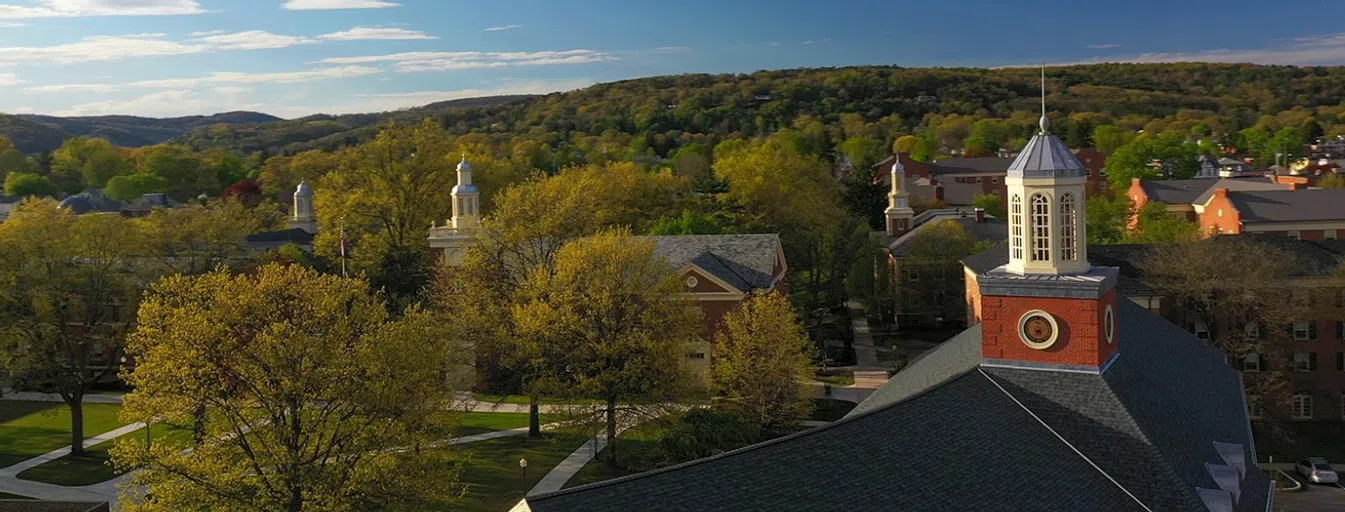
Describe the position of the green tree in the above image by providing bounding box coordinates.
[0,137,33,175]
[1319,173,1345,189]
[1127,202,1200,243]
[648,210,725,235]
[1086,194,1131,245]
[515,231,701,468]
[1092,125,1135,156]
[1105,131,1199,189]
[892,135,917,154]
[50,137,131,192]
[970,193,1006,218]
[4,171,57,196]
[116,264,462,511]
[710,292,814,438]
[136,144,208,201]
[104,174,170,201]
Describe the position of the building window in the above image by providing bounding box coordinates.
[1288,230,1301,240]
[1293,394,1313,420]
[1244,322,1261,339]
[1010,195,1023,260]
[1059,193,1077,261]
[1191,320,1210,340]
[1249,395,1263,420]
[687,352,706,360]
[907,269,919,282]
[1294,351,1317,372]
[1327,229,1338,240]
[1338,321,1345,340]
[1244,353,1261,372]
[1294,321,1316,341]
[1030,194,1051,262]
[991,177,1000,184]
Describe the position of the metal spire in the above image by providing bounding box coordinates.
[1039,64,1049,135]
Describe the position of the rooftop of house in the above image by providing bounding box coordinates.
[928,157,1012,174]
[1223,188,1345,223]
[640,234,782,292]
[1137,177,1278,205]
[523,298,1269,512]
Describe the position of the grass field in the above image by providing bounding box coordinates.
[16,423,192,486]
[564,420,668,489]
[458,413,559,438]
[472,394,600,406]
[452,433,588,511]
[0,401,128,469]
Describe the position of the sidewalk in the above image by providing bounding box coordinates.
[845,300,881,370]
[0,422,146,478]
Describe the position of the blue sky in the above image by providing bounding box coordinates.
[2,0,1345,118]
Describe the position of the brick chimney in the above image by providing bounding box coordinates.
[974,207,985,223]
[1213,187,1228,198]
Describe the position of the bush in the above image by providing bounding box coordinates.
[652,409,759,468]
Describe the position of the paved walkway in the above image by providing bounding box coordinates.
[0,422,146,478]
[845,300,881,369]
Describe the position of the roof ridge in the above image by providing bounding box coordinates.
[529,366,984,504]
[978,368,1155,512]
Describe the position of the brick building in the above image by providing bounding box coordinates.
[1200,188,1345,239]
[872,147,1107,206]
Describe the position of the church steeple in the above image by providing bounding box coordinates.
[884,157,915,237]
[287,180,318,235]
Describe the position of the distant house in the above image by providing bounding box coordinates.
[1201,188,1345,239]
[1126,177,1290,225]
[873,149,1107,206]
[56,189,178,218]
[886,209,1006,328]
[248,181,318,252]
[0,195,25,222]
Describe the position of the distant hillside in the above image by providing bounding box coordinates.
[172,95,537,155]
[14,111,281,151]
[0,114,75,153]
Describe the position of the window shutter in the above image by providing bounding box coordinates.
[1310,352,1318,371]
[1310,321,1319,340]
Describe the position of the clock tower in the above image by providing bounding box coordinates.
[884,157,915,237]
[974,70,1120,371]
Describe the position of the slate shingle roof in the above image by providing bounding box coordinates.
[1226,188,1345,223]
[525,298,1270,511]
[929,157,1012,174]
[1139,177,1275,205]
[641,234,781,291]
[1008,132,1086,177]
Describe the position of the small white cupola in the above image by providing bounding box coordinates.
[288,180,318,235]
[451,154,480,230]
[884,157,915,237]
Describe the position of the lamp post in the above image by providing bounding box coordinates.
[519,458,529,494]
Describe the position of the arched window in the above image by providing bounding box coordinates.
[1031,194,1051,262]
[1059,193,1077,261]
[1009,195,1023,260]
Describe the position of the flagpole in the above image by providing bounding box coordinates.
[339,217,347,278]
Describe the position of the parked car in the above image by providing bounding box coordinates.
[1295,458,1339,484]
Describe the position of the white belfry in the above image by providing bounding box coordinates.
[429,155,481,266]
[1003,68,1089,275]
[288,180,318,234]
[884,157,915,237]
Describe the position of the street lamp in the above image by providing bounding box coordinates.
[519,458,529,493]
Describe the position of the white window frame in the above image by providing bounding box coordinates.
[1059,193,1077,261]
[1326,229,1338,240]
[1244,353,1261,372]
[1009,195,1023,260]
[1294,321,1312,341]
[1192,320,1210,340]
[1295,351,1312,372]
[1249,395,1263,420]
[1030,194,1051,262]
[1288,230,1302,240]
[1245,322,1261,339]
[1293,394,1313,420]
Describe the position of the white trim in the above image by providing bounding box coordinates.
[1018,310,1060,350]
[979,368,1154,512]
[677,263,744,295]
[677,292,747,301]
[1103,305,1115,344]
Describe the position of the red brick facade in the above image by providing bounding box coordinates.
[1198,188,1242,235]
[979,289,1119,368]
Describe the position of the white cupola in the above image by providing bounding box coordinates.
[451,155,480,230]
[1004,70,1089,276]
[288,180,318,235]
[885,157,915,237]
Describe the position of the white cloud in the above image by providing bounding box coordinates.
[1087,44,1122,49]
[0,21,25,27]
[28,83,119,92]
[282,0,399,10]
[264,79,593,118]
[51,90,224,117]
[0,0,205,19]
[1052,33,1345,66]
[320,49,616,72]
[801,40,815,45]
[212,86,252,94]
[189,29,228,36]
[193,30,316,50]
[0,72,22,85]
[0,34,206,64]
[28,65,380,93]
[484,24,522,32]
[654,46,688,52]
[319,26,436,40]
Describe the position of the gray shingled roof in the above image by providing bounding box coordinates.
[929,157,1012,174]
[641,234,781,292]
[525,298,1270,511]
[1226,188,1345,222]
[1008,132,1086,178]
[1191,178,1287,205]
[1139,177,1274,205]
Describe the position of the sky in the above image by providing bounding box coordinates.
[4,0,1345,119]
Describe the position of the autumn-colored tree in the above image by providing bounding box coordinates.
[710,292,814,438]
[0,200,142,456]
[135,199,281,277]
[899,220,987,326]
[116,264,462,511]
[514,231,701,467]
[1127,202,1201,244]
[1318,172,1345,189]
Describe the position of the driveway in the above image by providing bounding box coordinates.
[1276,478,1345,511]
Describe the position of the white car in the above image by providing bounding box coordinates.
[1295,458,1339,484]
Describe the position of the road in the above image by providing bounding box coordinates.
[1276,478,1345,511]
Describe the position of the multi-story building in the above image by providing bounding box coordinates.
[1199,188,1345,238]
[872,147,1107,206]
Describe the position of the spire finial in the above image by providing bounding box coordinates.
[1039,64,1049,134]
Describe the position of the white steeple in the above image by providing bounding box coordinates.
[884,157,915,237]
[451,154,480,230]
[1004,67,1089,276]
[288,180,318,235]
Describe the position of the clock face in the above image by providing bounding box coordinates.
[1018,310,1059,350]
[1024,316,1054,344]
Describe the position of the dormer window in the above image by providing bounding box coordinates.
[1030,194,1051,262]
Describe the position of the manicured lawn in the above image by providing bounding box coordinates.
[458,413,558,438]
[16,422,192,486]
[813,370,854,387]
[472,393,600,406]
[810,399,857,422]
[564,421,669,489]
[0,401,128,469]
[451,433,587,511]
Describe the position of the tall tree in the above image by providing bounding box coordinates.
[115,264,462,511]
[514,231,701,467]
[710,292,814,438]
[4,171,58,196]
[0,200,141,456]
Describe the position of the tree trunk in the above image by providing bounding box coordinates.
[605,397,617,469]
[70,398,85,457]
[193,402,207,446]
[528,399,541,438]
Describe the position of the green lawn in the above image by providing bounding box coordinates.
[451,433,587,511]
[458,413,559,438]
[813,370,854,387]
[564,421,669,489]
[810,399,857,422]
[16,422,192,486]
[472,393,600,406]
[0,401,128,468]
